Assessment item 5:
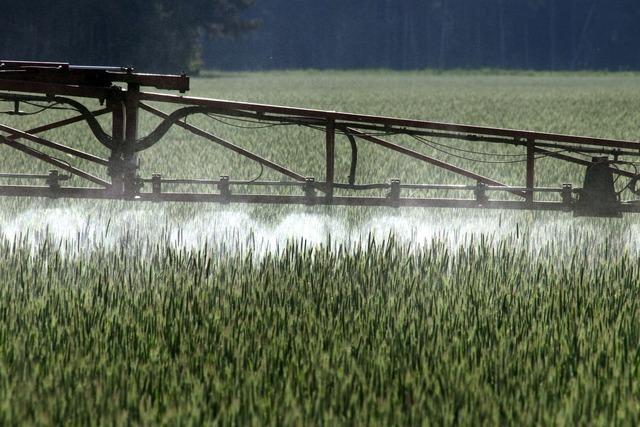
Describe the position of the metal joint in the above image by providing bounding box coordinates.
[46,170,61,189]
[613,149,620,162]
[45,170,69,195]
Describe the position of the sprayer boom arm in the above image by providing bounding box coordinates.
[0,61,637,217]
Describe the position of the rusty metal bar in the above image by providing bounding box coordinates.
[140,102,309,183]
[0,78,114,99]
[0,123,109,166]
[346,133,358,185]
[526,139,535,203]
[0,135,110,187]
[137,92,640,151]
[0,62,189,92]
[0,185,569,209]
[179,108,640,158]
[0,184,638,214]
[111,102,126,147]
[137,177,570,194]
[108,72,189,92]
[536,147,637,179]
[123,84,140,195]
[5,108,110,139]
[239,115,640,158]
[0,172,65,180]
[347,128,526,198]
[109,100,126,193]
[0,60,70,69]
[326,119,335,198]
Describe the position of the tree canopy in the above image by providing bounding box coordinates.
[206,0,640,71]
[3,1,639,72]
[0,0,256,73]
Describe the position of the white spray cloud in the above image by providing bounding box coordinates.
[0,206,636,259]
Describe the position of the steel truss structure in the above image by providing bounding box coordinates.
[1,60,640,217]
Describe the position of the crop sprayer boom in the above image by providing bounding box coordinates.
[1,60,639,217]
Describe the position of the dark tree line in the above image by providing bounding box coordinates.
[205,0,640,71]
[0,0,256,73]
[2,1,639,72]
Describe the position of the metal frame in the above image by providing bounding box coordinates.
[1,60,640,216]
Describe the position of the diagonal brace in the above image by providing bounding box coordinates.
[140,102,309,184]
[0,123,109,166]
[347,128,526,198]
[0,135,110,187]
[536,147,637,179]
[5,108,111,140]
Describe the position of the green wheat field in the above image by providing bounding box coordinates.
[1,71,640,425]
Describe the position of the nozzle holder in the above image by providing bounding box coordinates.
[304,177,316,205]
[45,170,70,190]
[475,182,488,206]
[151,174,162,202]
[218,176,231,203]
[561,183,573,209]
[388,179,401,207]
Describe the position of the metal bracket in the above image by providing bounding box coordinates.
[388,179,401,207]
[475,182,488,206]
[561,184,573,210]
[304,177,316,205]
[218,176,231,203]
[45,170,70,196]
[151,174,162,201]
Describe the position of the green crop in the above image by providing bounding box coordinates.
[0,71,639,425]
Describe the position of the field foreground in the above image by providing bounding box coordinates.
[0,236,639,425]
[1,70,640,425]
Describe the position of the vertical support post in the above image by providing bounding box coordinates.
[123,83,140,196]
[325,119,335,200]
[109,99,126,195]
[526,139,535,204]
